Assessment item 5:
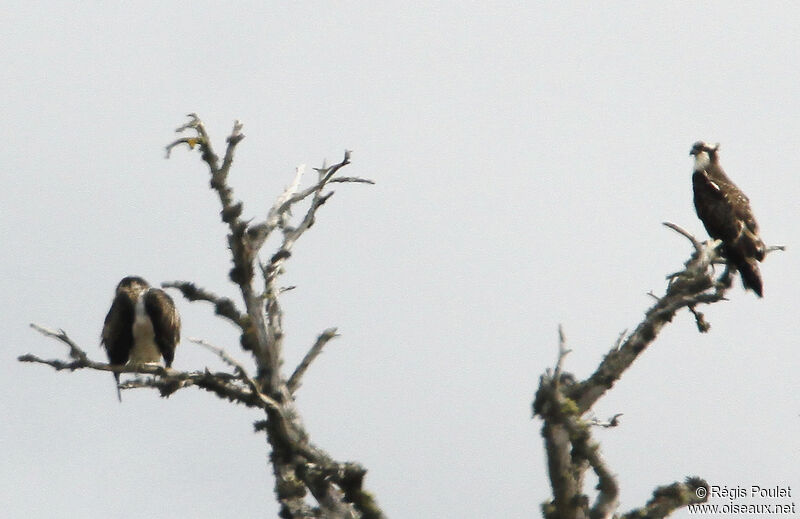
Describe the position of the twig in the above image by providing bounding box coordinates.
[162,281,245,328]
[191,337,249,374]
[287,328,339,394]
[18,350,271,406]
[119,370,260,404]
[247,151,369,254]
[220,120,245,179]
[265,164,307,230]
[253,152,360,391]
[165,114,204,158]
[189,338,282,411]
[588,413,623,428]
[328,176,375,185]
[552,324,571,382]
[29,323,88,361]
[663,221,703,253]
[167,115,245,232]
[24,320,280,409]
[688,305,711,333]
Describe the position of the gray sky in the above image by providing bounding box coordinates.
[3,3,798,518]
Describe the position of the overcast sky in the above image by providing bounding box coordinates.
[2,3,798,518]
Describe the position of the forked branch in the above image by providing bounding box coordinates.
[534,223,782,519]
[165,115,382,519]
[24,115,382,519]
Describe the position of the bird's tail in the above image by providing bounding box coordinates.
[114,372,122,402]
[736,257,763,297]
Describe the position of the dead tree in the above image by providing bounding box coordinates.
[20,116,784,518]
[533,224,783,519]
[20,115,383,519]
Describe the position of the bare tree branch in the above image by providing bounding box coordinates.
[28,323,88,361]
[288,328,339,394]
[569,224,744,414]
[571,222,784,415]
[662,221,704,253]
[251,150,367,394]
[19,347,266,407]
[328,176,375,185]
[189,337,281,410]
[246,150,371,256]
[620,477,709,519]
[25,115,382,518]
[534,223,783,519]
[168,116,277,383]
[535,330,590,519]
[23,323,279,407]
[165,115,383,518]
[162,281,246,329]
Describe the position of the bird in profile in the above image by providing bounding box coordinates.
[690,141,766,296]
[101,276,181,400]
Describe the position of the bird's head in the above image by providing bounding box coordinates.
[116,276,150,296]
[689,141,719,171]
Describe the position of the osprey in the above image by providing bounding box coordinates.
[101,276,181,400]
[690,141,766,296]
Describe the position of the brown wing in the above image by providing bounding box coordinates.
[102,291,137,401]
[101,292,135,366]
[729,189,757,231]
[710,167,764,260]
[692,169,740,243]
[693,166,765,296]
[724,182,764,261]
[144,288,181,367]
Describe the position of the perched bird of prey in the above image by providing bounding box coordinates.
[101,276,181,400]
[690,141,766,296]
